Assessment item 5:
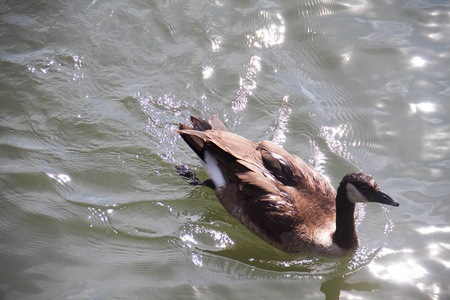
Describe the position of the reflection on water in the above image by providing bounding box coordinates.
[320,276,381,300]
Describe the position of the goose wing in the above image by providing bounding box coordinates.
[257,140,336,199]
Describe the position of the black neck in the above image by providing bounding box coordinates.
[332,184,358,250]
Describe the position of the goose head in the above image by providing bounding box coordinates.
[332,173,398,251]
[341,173,399,207]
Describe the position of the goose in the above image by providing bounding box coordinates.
[176,116,399,257]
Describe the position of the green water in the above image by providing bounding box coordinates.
[1,0,449,299]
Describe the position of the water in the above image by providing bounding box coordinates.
[1,0,449,299]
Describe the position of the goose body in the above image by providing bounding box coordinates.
[177,116,399,257]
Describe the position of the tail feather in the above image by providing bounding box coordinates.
[178,130,206,161]
[177,116,229,189]
[177,116,228,161]
[190,116,212,131]
[179,123,193,130]
[209,115,227,131]
[178,116,228,132]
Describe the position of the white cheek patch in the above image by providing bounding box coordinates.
[346,183,368,203]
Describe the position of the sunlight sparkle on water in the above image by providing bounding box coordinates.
[232,56,261,112]
[203,66,214,79]
[211,35,221,52]
[46,173,71,184]
[409,102,436,114]
[271,95,291,146]
[180,225,235,250]
[369,259,427,283]
[249,11,285,48]
[192,253,203,267]
[410,56,426,67]
[319,124,353,161]
[416,226,450,234]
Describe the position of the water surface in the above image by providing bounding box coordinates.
[1,0,450,299]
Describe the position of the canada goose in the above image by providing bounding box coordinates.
[176,116,399,257]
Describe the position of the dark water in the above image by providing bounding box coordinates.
[1,0,450,299]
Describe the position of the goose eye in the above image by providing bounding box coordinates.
[358,185,374,193]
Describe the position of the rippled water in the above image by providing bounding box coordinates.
[1,0,450,299]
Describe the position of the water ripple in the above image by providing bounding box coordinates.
[26,52,87,83]
[180,223,235,252]
[136,92,190,162]
[270,95,292,146]
[246,10,285,49]
[232,56,261,114]
[360,20,413,46]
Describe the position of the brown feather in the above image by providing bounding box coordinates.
[190,116,212,131]
[209,115,227,131]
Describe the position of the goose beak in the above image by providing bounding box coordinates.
[375,191,399,207]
